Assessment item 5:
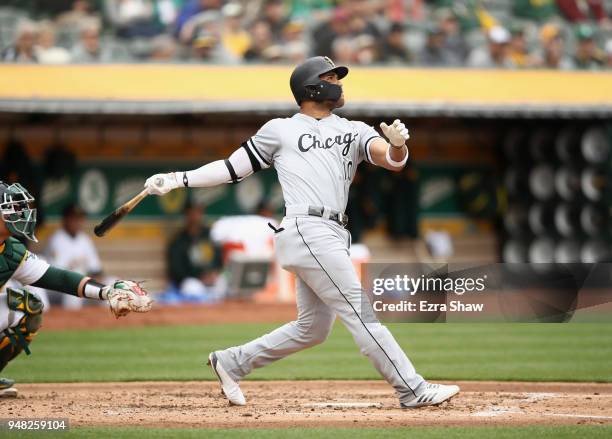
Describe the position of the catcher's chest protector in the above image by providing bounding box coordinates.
[0,238,27,288]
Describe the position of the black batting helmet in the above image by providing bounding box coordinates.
[289,56,349,105]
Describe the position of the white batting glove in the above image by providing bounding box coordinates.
[144,172,180,196]
[380,119,410,148]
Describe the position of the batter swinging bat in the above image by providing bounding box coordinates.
[94,187,150,237]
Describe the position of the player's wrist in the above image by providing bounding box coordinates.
[390,141,406,149]
[169,172,183,189]
[83,278,107,300]
[386,145,409,167]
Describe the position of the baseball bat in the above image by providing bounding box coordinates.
[94,188,149,237]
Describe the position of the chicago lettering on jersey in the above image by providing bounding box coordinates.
[297,132,358,156]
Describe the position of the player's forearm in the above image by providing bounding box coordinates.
[146,147,258,194]
[32,266,109,300]
[370,139,409,171]
[388,144,408,162]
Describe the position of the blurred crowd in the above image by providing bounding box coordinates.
[1,0,611,69]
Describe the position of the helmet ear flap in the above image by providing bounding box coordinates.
[304,83,323,99]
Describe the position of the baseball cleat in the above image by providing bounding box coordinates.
[0,387,18,398]
[0,377,15,389]
[0,378,17,399]
[207,352,246,406]
[400,382,460,408]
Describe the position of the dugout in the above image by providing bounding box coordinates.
[1,65,611,290]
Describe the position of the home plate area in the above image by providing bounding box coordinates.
[4,381,612,428]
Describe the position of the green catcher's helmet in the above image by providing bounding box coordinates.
[0,181,38,242]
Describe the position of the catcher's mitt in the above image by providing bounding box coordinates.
[105,280,154,319]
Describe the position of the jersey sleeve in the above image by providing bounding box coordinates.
[243,119,281,170]
[354,121,383,166]
[12,251,51,285]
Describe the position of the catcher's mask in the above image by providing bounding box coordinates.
[0,181,38,242]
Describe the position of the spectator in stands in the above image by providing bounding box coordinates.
[282,19,308,63]
[45,204,104,309]
[148,34,177,61]
[513,0,558,22]
[430,1,482,33]
[2,20,38,63]
[606,40,612,68]
[190,28,236,63]
[346,1,383,41]
[556,0,609,24]
[573,24,605,69]
[332,37,356,64]
[354,33,379,65]
[175,0,222,37]
[312,7,351,58]
[71,19,114,62]
[35,21,72,64]
[104,0,163,39]
[435,8,468,66]
[243,20,282,62]
[538,23,574,69]
[56,0,100,28]
[381,22,412,64]
[508,23,537,68]
[259,0,290,43]
[419,24,449,66]
[179,9,221,44]
[167,202,223,300]
[220,2,251,59]
[468,26,513,68]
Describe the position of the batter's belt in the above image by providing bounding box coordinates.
[284,205,348,227]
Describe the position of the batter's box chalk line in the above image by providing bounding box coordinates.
[471,407,523,417]
[303,402,383,408]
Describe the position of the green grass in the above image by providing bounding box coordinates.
[4,323,612,383]
[6,426,612,439]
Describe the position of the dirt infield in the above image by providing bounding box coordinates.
[4,381,611,428]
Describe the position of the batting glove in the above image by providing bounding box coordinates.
[380,119,410,148]
[145,172,180,196]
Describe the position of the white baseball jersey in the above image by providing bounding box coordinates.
[244,113,382,213]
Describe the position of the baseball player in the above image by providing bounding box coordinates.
[145,57,459,408]
[0,181,153,397]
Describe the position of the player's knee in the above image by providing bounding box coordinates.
[309,319,334,345]
[294,315,334,346]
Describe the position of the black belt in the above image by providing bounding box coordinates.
[284,206,349,227]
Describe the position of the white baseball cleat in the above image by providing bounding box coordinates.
[207,352,246,406]
[0,387,18,398]
[400,382,460,408]
[0,377,17,398]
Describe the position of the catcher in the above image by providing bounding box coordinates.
[0,181,153,398]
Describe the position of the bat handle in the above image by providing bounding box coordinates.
[129,189,150,209]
